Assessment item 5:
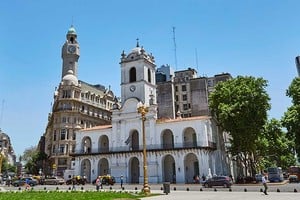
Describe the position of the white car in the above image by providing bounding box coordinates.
[42,176,65,185]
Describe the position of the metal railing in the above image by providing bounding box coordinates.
[73,141,217,155]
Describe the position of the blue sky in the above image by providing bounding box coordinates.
[0,0,298,157]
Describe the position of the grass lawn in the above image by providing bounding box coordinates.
[0,190,149,200]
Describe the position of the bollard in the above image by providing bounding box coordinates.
[260,188,263,192]
[200,188,203,191]
[294,188,297,193]
[229,188,232,192]
[174,187,176,191]
[186,187,189,191]
[244,188,247,192]
[214,188,217,192]
[277,188,280,192]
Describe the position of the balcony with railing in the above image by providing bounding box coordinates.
[71,141,217,156]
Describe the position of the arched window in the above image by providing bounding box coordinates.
[148,68,151,83]
[130,67,136,82]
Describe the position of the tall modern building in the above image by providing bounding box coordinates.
[295,56,300,76]
[39,26,117,176]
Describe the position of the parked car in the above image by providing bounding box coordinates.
[92,175,116,185]
[288,175,299,183]
[203,176,232,188]
[42,176,65,185]
[12,177,38,187]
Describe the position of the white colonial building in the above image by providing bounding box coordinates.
[72,42,229,184]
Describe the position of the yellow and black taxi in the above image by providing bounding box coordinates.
[92,174,116,185]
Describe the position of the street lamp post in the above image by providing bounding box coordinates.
[137,102,150,195]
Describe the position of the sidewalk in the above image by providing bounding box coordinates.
[141,190,300,200]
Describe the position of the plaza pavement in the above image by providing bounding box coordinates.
[1,182,300,199]
[141,190,300,200]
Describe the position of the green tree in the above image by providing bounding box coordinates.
[257,119,295,170]
[22,146,48,175]
[209,76,270,176]
[22,146,37,163]
[282,77,300,161]
[1,157,16,173]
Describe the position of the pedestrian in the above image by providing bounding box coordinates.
[262,172,268,195]
[72,176,76,191]
[120,175,124,188]
[95,176,101,191]
[100,176,103,189]
[7,175,11,187]
[202,174,206,182]
[25,178,30,190]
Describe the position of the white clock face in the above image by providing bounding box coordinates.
[130,85,136,92]
[68,45,76,53]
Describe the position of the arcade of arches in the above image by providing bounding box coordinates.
[78,126,211,183]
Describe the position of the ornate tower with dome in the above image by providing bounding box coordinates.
[61,25,80,79]
[120,40,157,106]
[39,26,118,176]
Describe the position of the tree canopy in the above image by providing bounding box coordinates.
[257,119,295,170]
[282,77,300,161]
[209,76,271,175]
[22,146,48,175]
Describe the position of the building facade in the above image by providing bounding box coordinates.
[71,43,229,184]
[40,26,116,176]
[156,65,231,119]
[0,129,16,169]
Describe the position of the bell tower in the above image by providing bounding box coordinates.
[61,25,80,79]
[120,41,157,106]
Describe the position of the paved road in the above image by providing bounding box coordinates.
[141,190,300,200]
[1,183,300,200]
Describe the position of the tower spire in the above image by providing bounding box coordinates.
[136,38,140,47]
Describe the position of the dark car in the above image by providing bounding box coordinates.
[203,176,232,188]
[289,175,299,183]
[12,177,38,187]
[92,175,116,185]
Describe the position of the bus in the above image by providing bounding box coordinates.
[267,167,284,182]
[288,166,300,179]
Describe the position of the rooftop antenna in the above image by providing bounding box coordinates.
[195,48,199,72]
[172,27,178,70]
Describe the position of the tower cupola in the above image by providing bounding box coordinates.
[61,25,80,79]
[120,41,157,106]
